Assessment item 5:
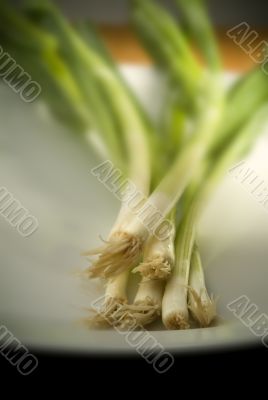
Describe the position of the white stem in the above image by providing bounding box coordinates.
[162,209,196,329]
[110,196,147,236]
[189,245,207,294]
[162,275,189,329]
[188,244,217,327]
[115,278,163,328]
[105,270,129,303]
[86,270,129,328]
[134,278,164,306]
[144,230,175,264]
[133,221,175,280]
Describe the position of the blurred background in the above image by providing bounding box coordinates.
[50,0,268,72]
[55,0,268,26]
[10,0,268,26]
[1,0,268,367]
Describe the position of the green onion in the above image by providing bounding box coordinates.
[174,0,221,71]
[86,270,129,328]
[162,207,196,329]
[125,278,163,327]
[131,0,202,100]
[132,211,176,280]
[2,0,268,332]
[188,244,217,327]
[163,103,268,329]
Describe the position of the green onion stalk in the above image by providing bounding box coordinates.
[0,0,125,166]
[162,104,268,329]
[0,0,157,279]
[84,0,225,281]
[85,270,130,328]
[174,0,221,71]
[2,0,268,331]
[33,0,176,328]
[133,211,176,280]
[90,65,225,278]
[35,3,156,278]
[91,224,176,329]
[85,90,268,329]
[0,0,161,325]
[90,0,226,327]
[188,244,217,327]
[91,2,268,331]
[111,212,176,328]
[117,278,164,329]
[124,6,268,330]
[131,0,203,101]
[31,1,166,322]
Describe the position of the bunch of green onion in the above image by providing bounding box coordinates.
[2,0,268,330]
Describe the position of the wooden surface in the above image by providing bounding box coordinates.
[100,26,268,72]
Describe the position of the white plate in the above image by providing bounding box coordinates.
[0,65,268,354]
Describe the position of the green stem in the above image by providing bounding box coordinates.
[131,0,202,99]
[36,1,152,192]
[174,0,221,71]
[212,67,268,156]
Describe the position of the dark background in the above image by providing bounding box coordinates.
[11,0,268,26]
[0,345,266,386]
[53,0,268,26]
